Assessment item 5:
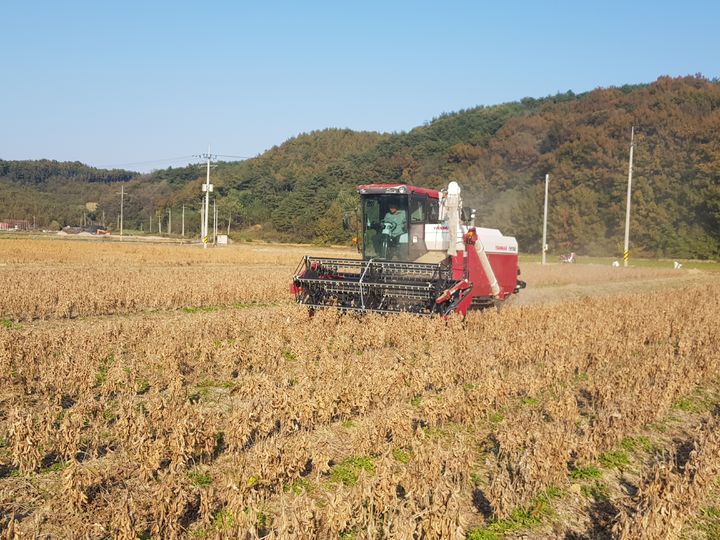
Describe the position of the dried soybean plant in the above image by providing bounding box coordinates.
[613,415,720,540]
[0,239,719,538]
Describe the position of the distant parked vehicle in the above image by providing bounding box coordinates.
[560,252,576,263]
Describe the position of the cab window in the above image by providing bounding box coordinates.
[409,197,426,224]
[427,199,440,223]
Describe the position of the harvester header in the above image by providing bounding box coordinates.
[292,181,525,316]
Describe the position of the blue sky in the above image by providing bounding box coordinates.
[1,0,718,172]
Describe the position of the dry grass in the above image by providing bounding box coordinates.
[0,238,719,539]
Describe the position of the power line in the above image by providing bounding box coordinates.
[98,155,197,168]
[98,152,253,171]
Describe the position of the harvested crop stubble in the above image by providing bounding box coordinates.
[519,262,682,287]
[1,277,719,538]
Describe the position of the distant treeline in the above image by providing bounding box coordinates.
[1,75,718,258]
[0,160,136,184]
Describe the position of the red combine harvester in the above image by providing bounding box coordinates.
[292,181,525,316]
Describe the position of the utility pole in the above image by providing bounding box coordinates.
[120,184,124,240]
[213,199,217,245]
[158,215,162,235]
[623,126,635,267]
[181,205,185,237]
[168,208,172,235]
[198,146,215,248]
[200,205,204,241]
[542,173,549,265]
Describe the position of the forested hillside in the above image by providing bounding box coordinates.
[219,76,720,257]
[212,75,719,258]
[0,161,134,229]
[1,76,718,258]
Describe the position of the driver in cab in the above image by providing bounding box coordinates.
[381,202,407,259]
[367,200,407,259]
[383,203,407,239]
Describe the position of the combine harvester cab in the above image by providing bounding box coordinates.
[292,181,525,316]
